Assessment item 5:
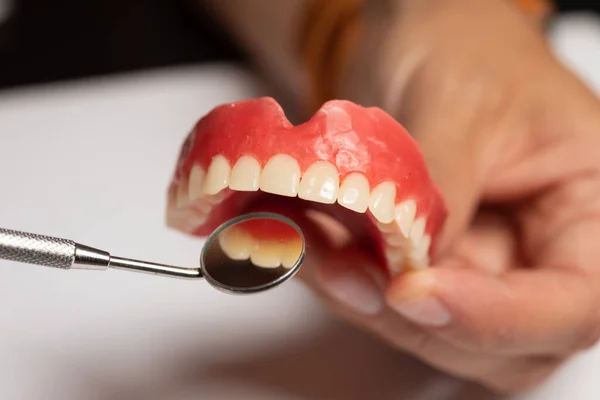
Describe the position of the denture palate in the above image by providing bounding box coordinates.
[166,97,447,276]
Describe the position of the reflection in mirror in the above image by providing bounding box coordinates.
[200,213,305,294]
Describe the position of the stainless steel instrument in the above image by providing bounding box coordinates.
[0,212,305,294]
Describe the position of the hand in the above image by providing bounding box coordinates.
[297,0,600,393]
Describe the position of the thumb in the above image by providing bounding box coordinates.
[416,127,487,256]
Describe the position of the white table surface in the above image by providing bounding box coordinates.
[1,14,600,400]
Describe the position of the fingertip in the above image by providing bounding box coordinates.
[385,268,439,303]
[385,269,452,328]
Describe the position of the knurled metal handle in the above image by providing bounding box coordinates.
[0,228,76,269]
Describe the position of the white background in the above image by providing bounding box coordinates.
[1,13,600,400]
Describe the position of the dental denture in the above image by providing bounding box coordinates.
[166,97,447,276]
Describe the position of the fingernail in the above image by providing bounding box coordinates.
[391,296,451,327]
[318,265,384,316]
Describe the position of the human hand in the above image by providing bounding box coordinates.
[297,0,600,393]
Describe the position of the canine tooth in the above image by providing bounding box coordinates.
[229,156,261,191]
[395,199,417,237]
[203,155,231,195]
[188,164,206,200]
[281,238,303,269]
[218,226,253,260]
[259,154,301,197]
[410,217,427,245]
[205,191,225,205]
[337,173,370,212]
[369,182,396,224]
[250,239,283,268]
[298,161,339,204]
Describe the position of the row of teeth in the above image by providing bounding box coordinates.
[217,226,302,269]
[170,153,431,271]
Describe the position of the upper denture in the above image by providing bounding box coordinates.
[168,97,447,273]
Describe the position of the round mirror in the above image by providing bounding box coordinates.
[199,212,305,294]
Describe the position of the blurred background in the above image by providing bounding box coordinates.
[0,0,598,93]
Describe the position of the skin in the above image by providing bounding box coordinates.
[295,0,600,394]
[201,0,600,393]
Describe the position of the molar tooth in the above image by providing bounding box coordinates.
[176,175,190,208]
[203,155,231,195]
[395,199,417,237]
[250,239,283,268]
[229,156,261,191]
[337,173,370,213]
[411,234,431,261]
[298,161,339,204]
[369,182,396,224]
[409,217,427,245]
[188,164,206,200]
[259,154,301,197]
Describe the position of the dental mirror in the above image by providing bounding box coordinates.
[0,212,305,295]
[199,212,305,294]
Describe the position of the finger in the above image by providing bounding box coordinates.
[385,265,600,356]
[298,246,561,388]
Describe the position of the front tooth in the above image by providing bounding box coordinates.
[409,217,427,245]
[337,172,370,212]
[281,238,303,268]
[203,155,231,195]
[229,156,261,191]
[218,226,253,260]
[298,161,339,204]
[250,239,283,268]
[395,199,417,237]
[369,181,396,223]
[188,164,206,201]
[259,154,301,197]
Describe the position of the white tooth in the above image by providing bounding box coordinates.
[298,161,339,204]
[376,221,396,233]
[411,234,431,261]
[188,164,206,200]
[202,155,231,195]
[410,217,427,245]
[337,173,370,212]
[369,181,396,224]
[281,238,303,269]
[259,154,301,197]
[384,233,407,247]
[205,191,226,205]
[229,156,261,191]
[395,199,417,237]
[193,200,212,214]
[250,239,283,268]
[385,247,404,264]
[176,175,190,208]
[218,226,253,260]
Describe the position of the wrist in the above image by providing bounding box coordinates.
[299,0,554,117]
